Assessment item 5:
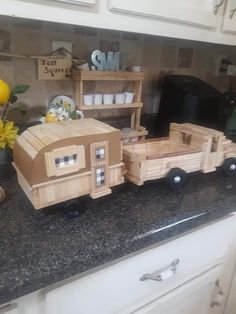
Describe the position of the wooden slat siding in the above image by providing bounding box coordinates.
[223,138,232,146]
[216,136,224,166]
[22,130,44,152]
[135,80,142,130]
[201,137,214,172]
[16,136,38,159]
[73,70,145,81]
[146,148,202,160]
[28,125,58,146]
[27,119,118,147]
[123,137,170,149]
[29,124,63,145]
[144,152,203,179]
[182,123,223,136]
[45,122,79,138]
[120,128,148,139]
[79,80,83,107]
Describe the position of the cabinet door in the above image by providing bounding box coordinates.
[52,0,96,6]
[109,0,224,30]
[133,266,221,314]
[0,305,19,314]
[221,0,236,33]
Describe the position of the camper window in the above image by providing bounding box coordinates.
[44,145,85,177]
[95,147,105,160]
[96,167,105,186]
[55,154,77,168]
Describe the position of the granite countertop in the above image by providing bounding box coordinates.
[1,164,236,305]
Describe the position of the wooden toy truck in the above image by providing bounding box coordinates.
[123,122,236,188]
[13,119,236,211]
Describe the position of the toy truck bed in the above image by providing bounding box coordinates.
[123,137,203,185]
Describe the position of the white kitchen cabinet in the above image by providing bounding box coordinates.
[109,0,223,30]
[222,0,236,33]
[2,214,236,314]
[133,266,221,314]
[0,305,19,314]
[224,262,236,313]
[44,215,235,314]
[53,0,96,6]
[1,0,236,45]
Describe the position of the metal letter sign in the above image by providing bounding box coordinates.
[91,50,120,71]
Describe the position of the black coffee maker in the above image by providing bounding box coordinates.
[158,75,223,136]
[222,91,236,138]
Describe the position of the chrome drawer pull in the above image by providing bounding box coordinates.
[230,8,236,18]
[214,0,225,15]
[140,259,180,282]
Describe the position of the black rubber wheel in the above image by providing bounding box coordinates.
[166,168,187,190]
[63,200,86,218]
[222,157,236,177]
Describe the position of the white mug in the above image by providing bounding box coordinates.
[103,94,114,105]
[78,63,90,71]
[83,94,93,105]
[115,93,125,104]
[131,66,141,72]
[124,92,134,104]
[94,94,103,105]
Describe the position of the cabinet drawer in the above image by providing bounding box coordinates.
[45,216,235,314]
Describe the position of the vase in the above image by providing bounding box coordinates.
[0,148,12,165]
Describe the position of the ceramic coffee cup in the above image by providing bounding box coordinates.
[115,93,125,104]
[131,66,141,72]
[103,94,114,105]
[94,94,103,105]
[83,94,94,105]
[124,92,134,104]
[78,63,90,71]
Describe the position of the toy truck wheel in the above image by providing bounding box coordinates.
[222,158,236,177]
[64,200,86,218]
[166,168,187,190]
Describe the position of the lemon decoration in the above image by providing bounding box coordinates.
[45,113,58,123]
[0,80,10,106]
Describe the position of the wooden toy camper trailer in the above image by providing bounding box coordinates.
[13,120,236,210]
[13,119,124,209]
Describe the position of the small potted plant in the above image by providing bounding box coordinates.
[0,79,29,164]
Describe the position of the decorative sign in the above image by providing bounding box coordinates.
[38,58,72,80]
[91,50,120,71]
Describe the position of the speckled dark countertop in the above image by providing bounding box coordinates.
[1,164,236,305]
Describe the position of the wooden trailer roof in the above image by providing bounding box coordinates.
[19,119,118,159]
[172,123,224,137]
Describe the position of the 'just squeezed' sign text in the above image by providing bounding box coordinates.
[38,58,72,80]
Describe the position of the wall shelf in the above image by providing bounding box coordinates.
[73,70,148,141]
[80,102,143,110]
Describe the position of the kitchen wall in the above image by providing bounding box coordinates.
[1,15,236,123]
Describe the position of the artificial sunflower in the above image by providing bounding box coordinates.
[0,119,19,150]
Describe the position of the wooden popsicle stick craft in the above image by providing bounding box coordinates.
[13,119,236,211]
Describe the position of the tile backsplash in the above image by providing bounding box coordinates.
[1,16,236,122]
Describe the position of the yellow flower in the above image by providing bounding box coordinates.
[0,80,10,106]
[0,119,19,149]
